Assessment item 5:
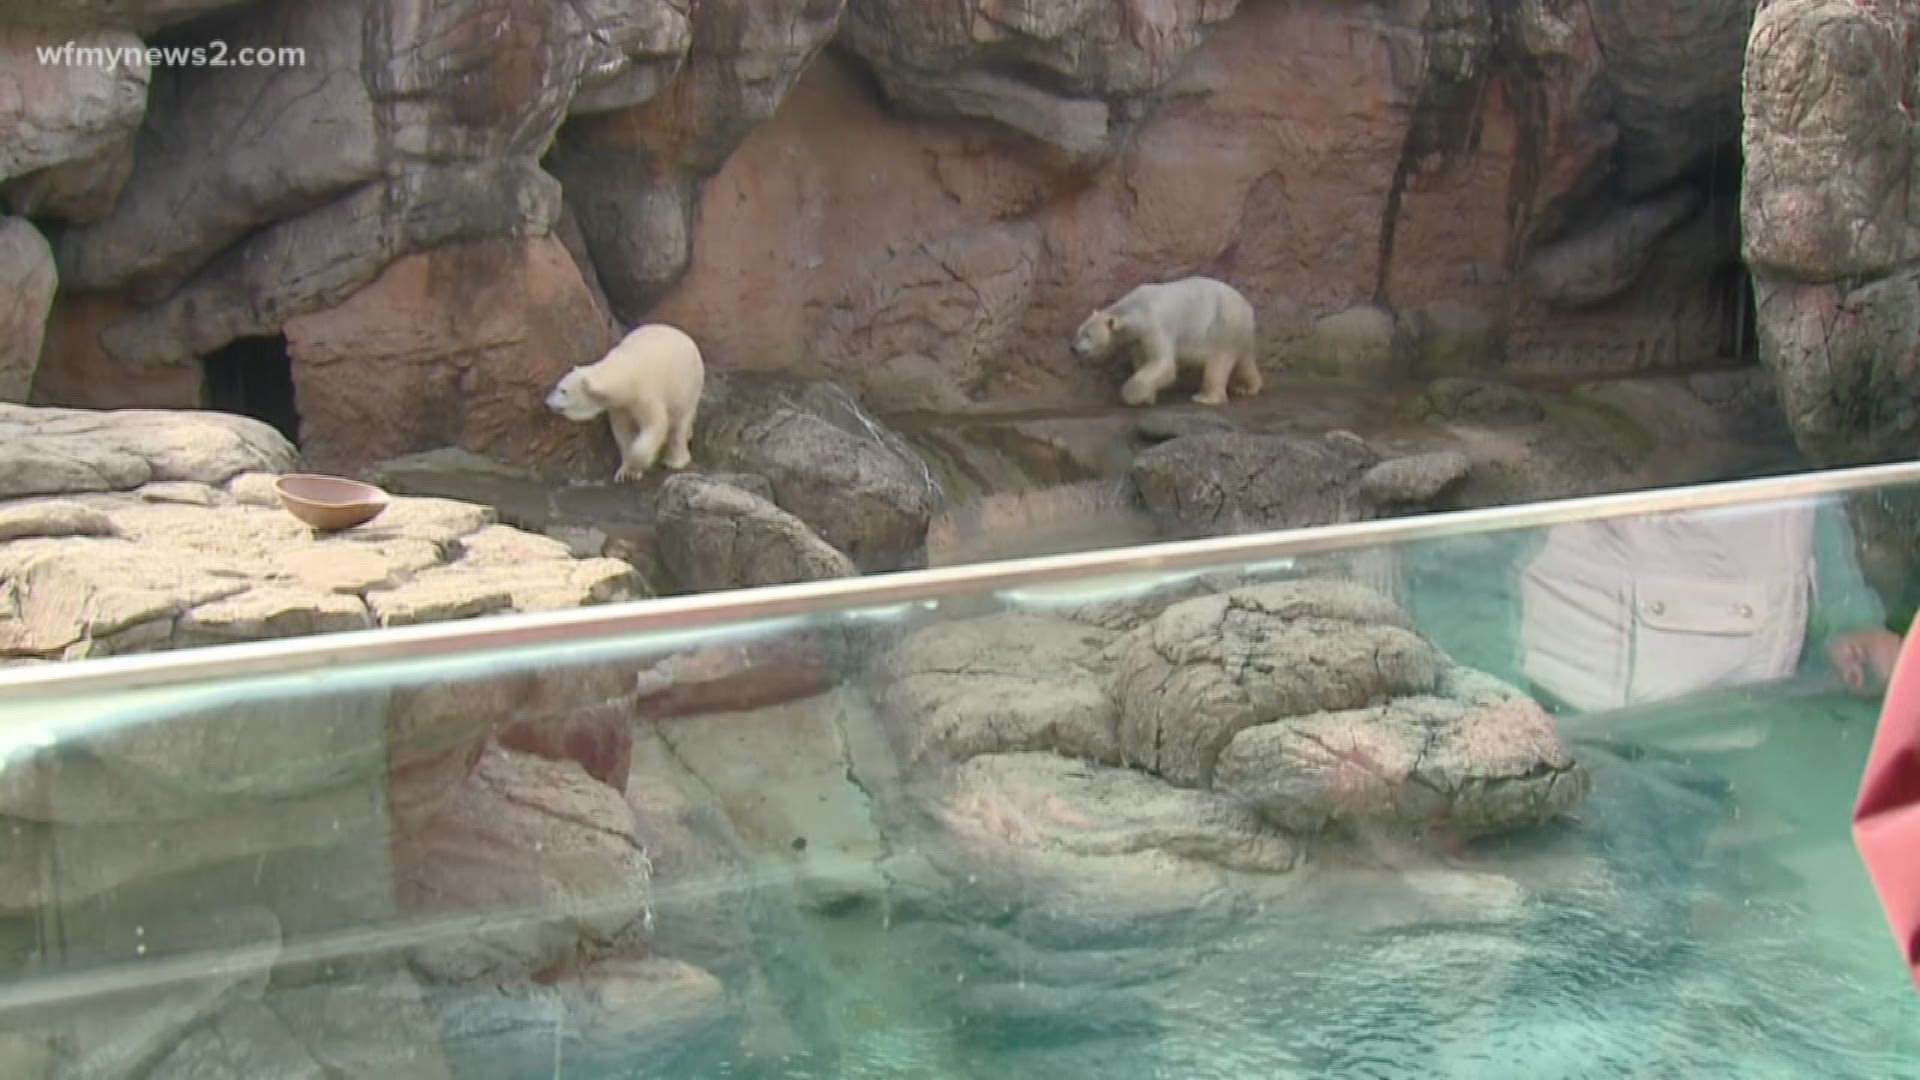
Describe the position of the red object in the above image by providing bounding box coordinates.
[1853,627,1920,987]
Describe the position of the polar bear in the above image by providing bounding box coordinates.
[545,324,706,483]
[1071,276,1261,407]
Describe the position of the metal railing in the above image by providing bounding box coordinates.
[4,461,1918,702]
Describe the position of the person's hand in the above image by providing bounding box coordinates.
[1828,629,1904,694]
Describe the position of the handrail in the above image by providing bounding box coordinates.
[3,461,1917,700]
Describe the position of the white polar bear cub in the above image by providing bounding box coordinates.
[546,324,706,484]
[1072,276,1260,407]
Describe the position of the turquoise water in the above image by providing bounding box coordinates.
[754,700,1919,1080]
[559,534,1920,1078]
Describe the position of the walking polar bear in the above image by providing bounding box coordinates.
[545,324,706,483]
[1071,276,1261,407]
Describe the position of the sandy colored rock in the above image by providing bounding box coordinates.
[0,403,294,499]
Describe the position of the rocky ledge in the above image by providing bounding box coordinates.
[0,402,642,663]
[0,404,759,1080]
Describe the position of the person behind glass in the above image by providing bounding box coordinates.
[1517,500,1903,713]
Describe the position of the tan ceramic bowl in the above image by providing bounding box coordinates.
[274,474,390,531]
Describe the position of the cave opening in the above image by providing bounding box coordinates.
[201,334,301,447]
[1700,139,1758,365]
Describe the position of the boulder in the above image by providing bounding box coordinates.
[1112,581,1446,787]
[0,402,292,499]
[694,376,939,570]
[283,236,617,478]
[1130,430,1379,534]
[654,473,857,592]
[1306,306,1400,381]
[838,0,1243,162]
[1215,668,1589,835]
[1744,0,1920,471]
[0,28,148,184]
[1405,300,1500,375]
[1359,450,1474,509]
[395,742,653,985]
[874,614,1123,767]
[0,218,57,402]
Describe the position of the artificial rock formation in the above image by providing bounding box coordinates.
[6,0,1781,469]
[0,405,741,1079]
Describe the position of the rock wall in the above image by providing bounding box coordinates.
[1741,0,1920,616]
[5,0,1766,476]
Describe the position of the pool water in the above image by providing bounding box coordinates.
[593,536,1920,1079]
[745,689,1917,1080]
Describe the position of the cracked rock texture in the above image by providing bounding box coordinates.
[1130,430,1472,535]
[1740,0,1920,614]
[655,472,857,592]
[873,577,1586,842]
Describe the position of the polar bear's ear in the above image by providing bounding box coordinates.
[572,368,605,402]
[1102,313,1122,332]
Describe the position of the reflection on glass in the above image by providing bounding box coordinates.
[0,474,1915,1079]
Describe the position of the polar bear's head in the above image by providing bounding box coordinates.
[1071,312,1121,359]
[545,368,608,422]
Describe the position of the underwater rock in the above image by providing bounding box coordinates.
[655,472,858,592]
[396,742,653,985]
[874,614,1123,767]
[1112,581,1445,788]
[429,959,731,1080]
[1215,667,1588,835]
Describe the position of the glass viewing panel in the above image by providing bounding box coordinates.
[2,465,1918,1079]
